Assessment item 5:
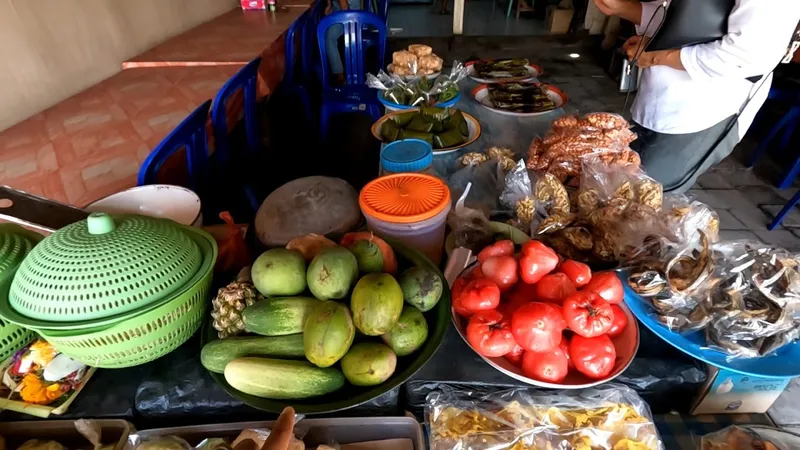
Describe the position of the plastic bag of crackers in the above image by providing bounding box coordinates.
[427,383,664,450]
[527,113,639,186]
[499,160,537,231]
[523,151,660,265]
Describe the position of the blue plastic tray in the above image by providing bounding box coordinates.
[622,279,800,378]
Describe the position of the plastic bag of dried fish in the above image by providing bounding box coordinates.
[499,160,538,232]
[426,383,664,450]
[701,241,800,359]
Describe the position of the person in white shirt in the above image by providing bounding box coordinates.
[594,0,800,192]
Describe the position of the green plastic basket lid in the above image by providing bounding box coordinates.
[9,213,203,323]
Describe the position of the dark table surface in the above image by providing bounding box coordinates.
[1,316,707,428]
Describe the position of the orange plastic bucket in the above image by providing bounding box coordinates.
[359,174,451,264]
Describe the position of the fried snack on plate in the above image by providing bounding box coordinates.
[408,44,433,56]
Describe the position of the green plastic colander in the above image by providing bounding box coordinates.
[0,224,42,362]
[12,226,217,368]
[7,213,203,325]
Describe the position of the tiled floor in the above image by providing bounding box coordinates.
[0,66,242,207]
[388,2,548,37]
[0,7,296,208]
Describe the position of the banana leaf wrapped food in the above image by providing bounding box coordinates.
[474,58,531,80]
[488,82,556,113]
[378,107,468,149]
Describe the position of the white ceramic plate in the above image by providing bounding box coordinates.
[473,83,567,117]
[465,60,543,83]
[452,264,640,389]
[85,184,202,226]
[371,108,482,155]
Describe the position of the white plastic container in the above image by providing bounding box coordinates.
[359,173,451,265]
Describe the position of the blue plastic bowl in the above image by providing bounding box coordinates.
[377,91,461,112]
[621,273,800,378]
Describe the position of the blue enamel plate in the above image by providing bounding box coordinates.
[622,274,800,378]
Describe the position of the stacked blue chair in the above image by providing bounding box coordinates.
[278,11,313,124]
[316,10,387,140]
[138,100,212,190]
[210,57,262,213]
[211,57,262,167]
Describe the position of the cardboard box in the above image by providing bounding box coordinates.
[691,366,791,415]
[547,6,574,35]
[241,0,267,9]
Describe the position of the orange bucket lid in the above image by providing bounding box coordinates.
[359,173,451,224]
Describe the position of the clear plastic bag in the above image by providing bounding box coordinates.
[426,383,664,450]
[698,425,798,450]
[700,241,800,359]
[499,160,536,231]
[526,112,638,186]
[449,159,507,217]
[369,62,466,107]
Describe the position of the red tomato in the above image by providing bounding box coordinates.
[560,260,592,287]
[562,292,614,338]
[502,290,532,318]
[509,280,538,301]
[506,344,524,366]
[477,240,515,264]
[583,271,624,304]
[535,273,577,304]
[481,256,519,291]
[521,346,569,383]
[559,337,574,370]
[471,265,485,280]
[457,278,501,313]
[511,302,566,352]
[451,278,473,317]
[569,334,617,379]
[466,310,516,357]
[607,304,628,338]
[519,241,559,284]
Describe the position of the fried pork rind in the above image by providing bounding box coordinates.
[427,384,664,450]
[526,112,638,185]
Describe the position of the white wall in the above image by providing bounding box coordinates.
[0,0,238,131]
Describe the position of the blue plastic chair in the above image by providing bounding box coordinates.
[211,57,262,168]
[316,10,387,140]
[279,12,313,123]
[138,100,211,189]
[747,86,800,190]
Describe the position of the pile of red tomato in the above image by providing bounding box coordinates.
[452,240,629,384]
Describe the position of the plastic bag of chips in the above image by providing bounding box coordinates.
[426,383,664,450]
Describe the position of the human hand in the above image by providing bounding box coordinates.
[622,35,647,61]
[262,407,296,450]
[593,0,642,24]
[633,48,683,70]
[593,0,629,16]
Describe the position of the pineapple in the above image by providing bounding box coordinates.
[210,281,263,338]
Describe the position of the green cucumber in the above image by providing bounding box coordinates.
[201,334,305,373]
[242,297,321,336]
[224,357,345,399]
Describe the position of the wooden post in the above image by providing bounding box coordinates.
[453,0,464,35]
